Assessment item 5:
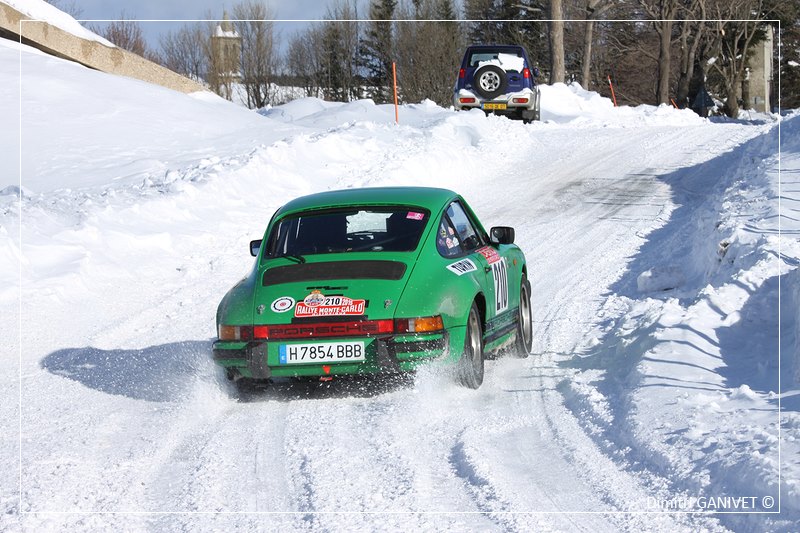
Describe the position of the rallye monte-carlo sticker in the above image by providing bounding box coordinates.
[477,246,501,265]
[294,290,366,318]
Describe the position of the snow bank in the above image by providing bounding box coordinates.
[2,37,289,193]
[790,267,800,387]
[539,82,704,126]
[564,112,799,529]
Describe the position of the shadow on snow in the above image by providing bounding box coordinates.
[40,340,213,402]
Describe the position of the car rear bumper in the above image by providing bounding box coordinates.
[212,327,465,380]
[453,88,538,112]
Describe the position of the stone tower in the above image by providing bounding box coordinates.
[210,11,241,97]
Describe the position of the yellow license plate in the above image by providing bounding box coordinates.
[482,103,507,110]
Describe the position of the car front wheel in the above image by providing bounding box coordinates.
[458,303,484,388]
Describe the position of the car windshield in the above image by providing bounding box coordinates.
[266,207,430,257]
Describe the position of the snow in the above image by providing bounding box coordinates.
[3,0,114,47]
[214,25,238,38]
[477,53,525,73]
[2,26,799,533]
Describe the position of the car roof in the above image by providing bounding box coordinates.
[275,186,458,216]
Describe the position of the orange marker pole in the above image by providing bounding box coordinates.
[670,98,678,109]
[393,62,399,124]
[607,75,618,107]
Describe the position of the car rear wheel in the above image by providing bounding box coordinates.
[473,65,508,100]
[458,304,484,388]
[513,276,532,357]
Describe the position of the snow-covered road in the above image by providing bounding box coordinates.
[2,33,797,532]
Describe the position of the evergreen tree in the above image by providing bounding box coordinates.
[361,0,397,103]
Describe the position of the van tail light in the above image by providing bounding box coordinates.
[523,68,531,79]
[459,97,476,104]
[512,98,529,104]
[459,68,466,79]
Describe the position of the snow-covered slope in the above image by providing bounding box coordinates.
[3,34,798,533]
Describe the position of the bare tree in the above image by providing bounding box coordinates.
[550,0,566,84]
[159,24,209,83]
[674,0,708,108]
[638,0,680,104]
[580,0,614,89]
[286,26,325,98]
[91,11,157,61]
[706,0,772,117]
[233,1,278,109]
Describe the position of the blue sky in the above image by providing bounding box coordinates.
[68,0,343,49]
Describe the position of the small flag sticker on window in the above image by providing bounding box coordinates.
[407,212,424,220]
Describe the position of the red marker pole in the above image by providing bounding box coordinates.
[607,75,618,107]
[393,62,399,124]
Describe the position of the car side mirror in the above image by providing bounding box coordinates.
[490,226,515,245]
[250,239,262,257]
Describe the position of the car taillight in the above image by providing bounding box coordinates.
[218,325,253,341]
[523,68,530,79]
[512,98,529,104]
[395,316,444,334]
[459,68,465,79]
[459,97,476,104]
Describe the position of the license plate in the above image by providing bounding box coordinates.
[279,341,365,365]
[482,102,507,110]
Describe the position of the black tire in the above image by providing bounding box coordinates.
[519,109,536,124]
[513,276,532,357]
[458,304,484,389]
[473,65,508,100]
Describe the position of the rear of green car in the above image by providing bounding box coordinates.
[212,187,528,385]
[213,189,469,381]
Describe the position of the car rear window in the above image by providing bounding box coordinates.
[468,49,525,69]
[266,207,430,257]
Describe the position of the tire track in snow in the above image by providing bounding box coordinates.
[447,429,521,532]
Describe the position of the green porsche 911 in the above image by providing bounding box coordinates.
[213,187,531,389]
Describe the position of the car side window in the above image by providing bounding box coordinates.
[446,202,483,252]
[436,216,464,258]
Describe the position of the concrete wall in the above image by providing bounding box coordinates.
[0,2,205,94]
[747,25,773,113]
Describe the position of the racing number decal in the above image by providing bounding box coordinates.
[492,257,509,313]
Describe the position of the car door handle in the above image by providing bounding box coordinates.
[485,267,492,273]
